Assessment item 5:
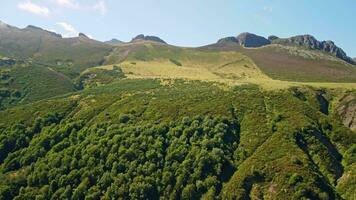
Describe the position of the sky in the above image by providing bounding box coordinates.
[0,0,355,57]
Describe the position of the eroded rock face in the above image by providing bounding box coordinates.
[271,35,355,65]
[216,33,270,47]
[236,32,271,47]
[336,94,356,131]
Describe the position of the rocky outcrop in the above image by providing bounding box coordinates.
[217,33,270,48]
[78,33,90,39]
[131,34,167,44]
[336,94,356,131]
[271,35,355,65]
[237,32,271,47]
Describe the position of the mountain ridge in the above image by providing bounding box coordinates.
[216,32,355,65]
[131,34,167,44]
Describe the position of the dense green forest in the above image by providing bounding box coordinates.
[0,80,355,199]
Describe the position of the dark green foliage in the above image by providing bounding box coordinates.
[0,80,354,199]
[169,58,182,66]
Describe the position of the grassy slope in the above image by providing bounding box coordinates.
[104,42,271,84]
[201,42,356,83]
[0,80,354,199]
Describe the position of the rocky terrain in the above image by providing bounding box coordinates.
[131,34,167,44]
[216,32,355,65]
[271,35,355,64]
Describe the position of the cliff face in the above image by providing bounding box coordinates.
[217,32,270,47]
[216,32,355,65]
[271,35,355,64]
[337,94,356,131]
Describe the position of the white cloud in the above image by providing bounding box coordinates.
[18,1,50,16]
[57,22,79,37]
[53,0,107,15]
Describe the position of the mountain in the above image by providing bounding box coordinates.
[105,38,125,45]
[217,32,271,47]
[237,32,271,47]
[131,34,167,44]
[0,21,356,200]
[0,21,112,74]
[216,32,355,65]
[271,35,355,64]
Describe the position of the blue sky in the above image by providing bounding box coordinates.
[0,0,355,57]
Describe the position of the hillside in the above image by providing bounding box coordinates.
[0,21,355,200]
[0,21,112,76]
[0,80,355,199]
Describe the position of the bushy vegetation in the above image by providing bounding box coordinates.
[0,80,354,199]
[76,66,126,89]
[0,64,76,109]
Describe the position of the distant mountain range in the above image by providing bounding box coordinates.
[0,20,353,65]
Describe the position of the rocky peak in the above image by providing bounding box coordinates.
[131,34,167,44]
[271,35,355,65]
[79,33,89,39]
[217,33,270,48]
[236,32,271,47]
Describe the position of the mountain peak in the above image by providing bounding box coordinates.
[131,34,167,44]
[105,38,124,45]
[271,34,355,64]
[78,33,89,39]
[217,33,270,47]
[236,32,271,47]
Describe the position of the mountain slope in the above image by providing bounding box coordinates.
[270,35,355,64]
[0,80,354,199]
[0,64,76,109]
[204,37,356,82]
[0,21,112,75]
